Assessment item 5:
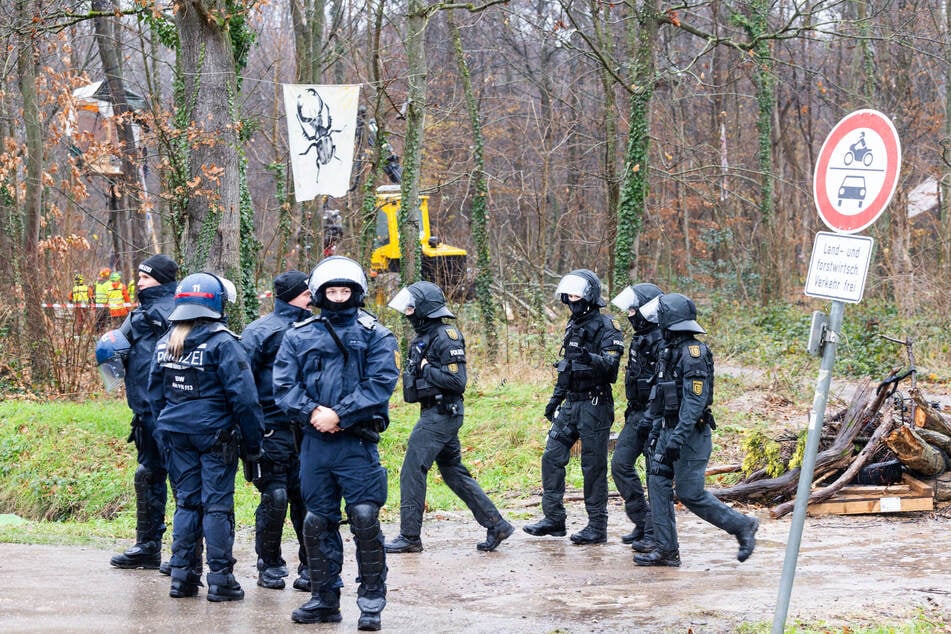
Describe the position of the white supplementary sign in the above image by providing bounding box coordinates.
[804,232,874,303]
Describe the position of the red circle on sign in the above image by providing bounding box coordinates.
[813,109,901,234]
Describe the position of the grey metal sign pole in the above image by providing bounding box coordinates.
[772,299,844,633]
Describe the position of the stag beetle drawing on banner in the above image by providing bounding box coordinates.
[296,88,341,180]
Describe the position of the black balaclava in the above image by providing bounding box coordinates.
[569,298,593,320]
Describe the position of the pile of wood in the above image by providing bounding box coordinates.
[711,372,951,518]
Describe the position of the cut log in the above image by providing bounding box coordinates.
[918,428,951,456]
[935,472,951,503]
[713,378,874,505]
[911,388,951,436]
[884,425,947,476]
[771,406,897,518]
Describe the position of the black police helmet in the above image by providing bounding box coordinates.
[657,292,705,334]
[554,269,606,307]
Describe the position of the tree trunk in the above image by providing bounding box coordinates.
[449,16,497,353]
[93,0,147,275]
[174,1,242,280]
[16,0,52,385]
[884,425,947,476]
[399,1,428,283]
[613,0,656,292]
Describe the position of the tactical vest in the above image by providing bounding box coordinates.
[557,313,621,394]
[625,328,662,407]
[403,325,466,404]
[651,337,714,424]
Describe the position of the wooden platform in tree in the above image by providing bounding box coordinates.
[806,473,934,516]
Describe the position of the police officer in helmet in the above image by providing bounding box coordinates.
[635,293,759,567]
[241,271,313,591]
[274,256,399,631]
[385,281,514,554]
[610,282,663,551]
[149,272,264,599]
[524,269,624,545]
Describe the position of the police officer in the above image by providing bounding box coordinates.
[102,254,178,571]
[273,256,399,631]
[149,272,264,600]
[241,271,312,591]
[524,269,623,545]
[635,293,759,567]
[384,281,514,554]
[610,283,663,551]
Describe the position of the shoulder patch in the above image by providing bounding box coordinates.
[612,319,622,330]
[357,312,377,330]
[448,362,459,374]
[688,344,701,358]
[692,380,704,395]
[293,315,319,329]
[444,327,460,340]
[394,349,402,370]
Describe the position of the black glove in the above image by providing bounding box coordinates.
[544,397,563,422]
[663,443,681,465]
[565,346,591,364]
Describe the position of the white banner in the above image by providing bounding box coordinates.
[283,84,361,200]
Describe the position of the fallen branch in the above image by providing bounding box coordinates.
[771,402,898,518]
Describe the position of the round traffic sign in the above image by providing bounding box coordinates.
[813,109,901,234]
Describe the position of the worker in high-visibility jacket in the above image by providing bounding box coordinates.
[95,267,112,330]
[107,271,131,324]
[70,273,94,328]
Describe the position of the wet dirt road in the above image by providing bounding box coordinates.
[2,503,949,633]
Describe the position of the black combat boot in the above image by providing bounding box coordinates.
[630,535,656,553]
[256,487,290,589]
[735,517,760,562]
[169,571,203,598]
[570,525,607,545]
[620,527,642,544]
[159,560,171,576]
[384,534,423,553]
[110,541,162,569]
[206,570,245,602]
[522,517,566,537]
[477,519,515,552]
[292,589,343,623]
[634,549,681,567]
[294,513,343,623]
[292,565,311,592]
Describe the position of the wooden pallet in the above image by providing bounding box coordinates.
[807,473,934,516]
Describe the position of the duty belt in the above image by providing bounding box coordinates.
[566,388,609,402]
[420,395,462,410]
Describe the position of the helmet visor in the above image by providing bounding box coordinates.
[638,296,661,324]
[554,273,590,299]
[387,287,415,313]
[309,257,368,294]
[611,286,639,311]
[98,357,126,392]
[219,277,237,303]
